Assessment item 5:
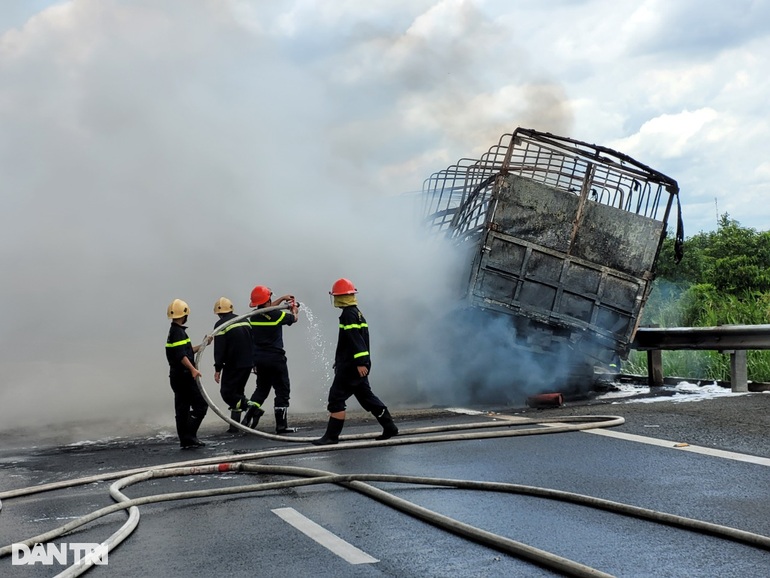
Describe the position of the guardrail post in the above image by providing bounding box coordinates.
[727,350,748,392]
[646,349,664,387]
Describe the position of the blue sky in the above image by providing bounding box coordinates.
[1,1,768,427]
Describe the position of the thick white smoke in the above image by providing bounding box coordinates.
[0,0,573,433]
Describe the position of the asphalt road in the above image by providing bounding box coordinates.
[1,389,768,577]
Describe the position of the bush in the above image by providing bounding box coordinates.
[630,215,770,382]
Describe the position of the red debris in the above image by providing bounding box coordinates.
[526,393,564,408]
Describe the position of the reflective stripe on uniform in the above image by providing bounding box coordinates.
[166,338,191,348]
[216,321,251,335]
[339,323,368,330]
[250,311,286,326]
[353,351,369,358]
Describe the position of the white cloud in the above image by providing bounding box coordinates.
[756,162,770,180]
[611,108,720,159]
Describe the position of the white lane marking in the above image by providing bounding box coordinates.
[486,413,770,467]
[272,507,379,565]
[583,427,770,467]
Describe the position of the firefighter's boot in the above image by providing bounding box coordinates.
[374,408,398,440]
[242,401,264,429]
[275,407,298,434]
[227,410,241,433]
[180,413,206,449]
[311,417,344,446]
[175,414,195,448]
[189,413,206,446]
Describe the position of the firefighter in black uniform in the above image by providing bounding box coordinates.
[165,299,209,449]
[312,278,398,445]
[212,297,262,432]
[246,285,300,433]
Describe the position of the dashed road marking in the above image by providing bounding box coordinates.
[485,413,770,467]
[272,507,379,564]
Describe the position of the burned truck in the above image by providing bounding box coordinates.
[422,128,683,392]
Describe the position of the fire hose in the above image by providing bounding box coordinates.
[2,308,769,576]
[2,458,770,578]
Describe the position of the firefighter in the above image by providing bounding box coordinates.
[165,299,209,449]
[212,297,262,433]
[312,278,398,446]
[246,285,300,433]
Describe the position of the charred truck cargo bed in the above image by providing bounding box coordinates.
[423,128,683,377]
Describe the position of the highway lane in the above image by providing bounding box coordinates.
[1,394,768,577]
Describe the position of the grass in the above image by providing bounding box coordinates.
[628,282,770,382]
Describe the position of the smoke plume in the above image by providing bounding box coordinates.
[0,0,573,434]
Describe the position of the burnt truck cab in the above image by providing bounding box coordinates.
[422,128,682,391]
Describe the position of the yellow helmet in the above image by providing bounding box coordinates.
[214,297,234,314]
[167,299,190,319]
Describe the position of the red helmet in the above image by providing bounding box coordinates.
[330,278,357,296]
[249,285,272,307]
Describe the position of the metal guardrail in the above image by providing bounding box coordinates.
[630,325,770,392]
[633,324,770,351]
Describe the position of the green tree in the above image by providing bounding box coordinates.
[655,234,708,286]
[655,214,770,295]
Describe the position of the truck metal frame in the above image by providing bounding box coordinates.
[423,128,683,373]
